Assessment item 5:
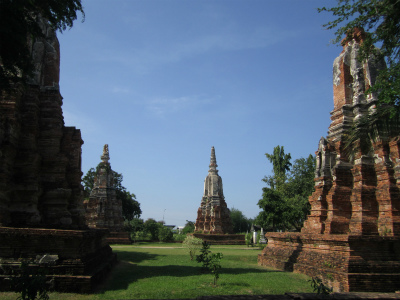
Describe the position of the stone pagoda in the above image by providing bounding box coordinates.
[0,18,116,292]
[84,144,131,244]
[258,28,400,292]
[195,147,233,234]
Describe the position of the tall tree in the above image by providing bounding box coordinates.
[257,147,315,232]
[319,0,400,146]
[263,146,291,189]
[0,0,84,92]
[283,155,315,231]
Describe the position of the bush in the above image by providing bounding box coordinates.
[158,226,173,242]
[196,241,223,286]
[245,232,253,247]
[182,235,203,260]
[173,233,186,242]
[10,261,50,300]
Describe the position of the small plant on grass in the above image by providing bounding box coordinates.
[196,241,224,286]
[10,260,50,300]
[245,232,253,247]
[309,276,333,295]
[182,235,203,260]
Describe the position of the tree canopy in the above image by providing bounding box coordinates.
[230,207,253,233]
[319,0,400,138]
[256,146,315,232]
[0,0,84,92]
[82,166,141,221]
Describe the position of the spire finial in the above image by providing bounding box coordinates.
[101,144,110,163]
[209,146,218,174]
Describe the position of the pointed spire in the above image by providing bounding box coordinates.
[208,146,218,174]
[101,144,110,163]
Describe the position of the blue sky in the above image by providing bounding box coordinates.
[58,0,339,227]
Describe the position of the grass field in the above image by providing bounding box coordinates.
[1,243,313,300]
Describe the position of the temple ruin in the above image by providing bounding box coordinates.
[0,17,116,292]
[258,28,400,292]
[83,145,131,244]
[195,147,233,234]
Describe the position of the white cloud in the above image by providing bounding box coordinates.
[111,86,131,94]
[145,95,215,116]
[91,26,298,74]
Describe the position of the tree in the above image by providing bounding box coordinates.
[230,207,252,233]
[256,146,315,232]
[158,226,173,242]
[257,188,287,232]
[143,218,161,240]
[319,0,400,145]
[0,0,84,93]
[263,146,291,189]
[82,166,141,220]
[182,220,195,234]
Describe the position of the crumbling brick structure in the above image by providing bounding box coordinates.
[83,145,131,244]
[0,18,116,292]
[258,28,400,292]
[195,147,233,234]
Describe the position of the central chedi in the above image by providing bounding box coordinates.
[195,147,233,234]
[84,145,131,244]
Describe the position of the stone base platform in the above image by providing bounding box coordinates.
[107,231,132,244]
[193,233,245,245]
[0,227,117,293]
[258,232,400,293]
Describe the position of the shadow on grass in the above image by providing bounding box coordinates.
[114,250,163,263]
[97,250,283,293]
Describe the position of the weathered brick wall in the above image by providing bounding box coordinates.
[0,18,116,292]
[0,19,85,229]
[259,29,400,293]
[0,227,117,292]
[258,233,400,292]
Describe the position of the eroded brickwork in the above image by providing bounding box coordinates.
[195,147,233,234]
[0,18,116,292]
[83,145,131,244]
[258,29,400,292]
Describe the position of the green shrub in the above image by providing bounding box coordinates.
[10,261,50,300]
[196,241,224,286]
[309,277,333,295]
[182,235,203,260]
[158,226,173,242]
[245,232,253,247]
[173,233,186,242]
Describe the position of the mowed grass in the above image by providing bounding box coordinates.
[1,244,312,300]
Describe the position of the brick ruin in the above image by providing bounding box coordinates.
[195,147,233,234]
[258,28,400,292]
[0,18,116,292]
[83,144,131,244]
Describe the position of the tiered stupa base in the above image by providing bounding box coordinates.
[258,232,400,292]
[0,227,117,293]
[193,233,245,245]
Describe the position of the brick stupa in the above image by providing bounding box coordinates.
[258,28,400,292]
[195,147,233,234]
[0,18,116,292]
[84,144,131,244]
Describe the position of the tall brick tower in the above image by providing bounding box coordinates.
[84,145,131,244]
[0,18,116,292]
[258,28,400,292]
[195,147,233,234]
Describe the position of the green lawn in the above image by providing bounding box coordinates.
[1,244,313,300]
